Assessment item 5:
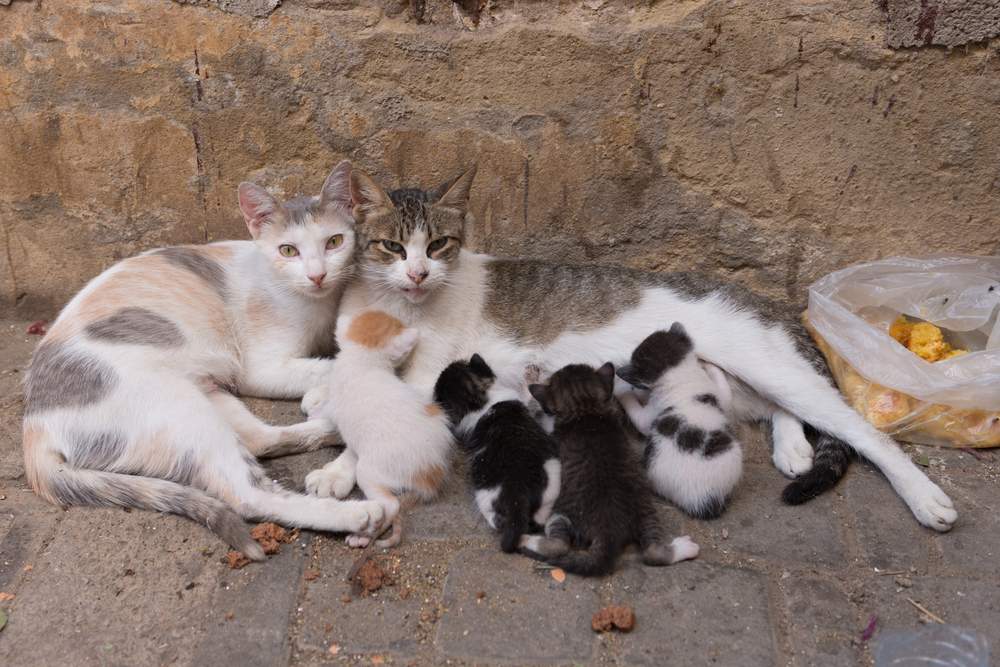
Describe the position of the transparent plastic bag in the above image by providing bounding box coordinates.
[805,255,1000,447]
[875,625,990,667]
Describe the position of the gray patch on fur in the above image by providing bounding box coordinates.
[85,307,185,348]
[154,246,228,299]
[24,342,118,415]
[284,195,321,226]
[484,259,828,374]
[68,430,128,470]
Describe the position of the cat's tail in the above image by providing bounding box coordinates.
[781,426,852,505]
[497,506,532,553]
[544,538,619,577]
[28,445,264,559]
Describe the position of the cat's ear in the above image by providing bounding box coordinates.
[349,169,393,222]
[528,383,552,414]
[615,364,639,387]
[319,160,353,215]
[469,353,493,378]
[668,322,689,339]
[596,362,616,396]
[431,164,477,215]
[238,183,281,239]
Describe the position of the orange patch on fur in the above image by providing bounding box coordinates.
[424,403,443,417]
[21,422,56,502]
[411,464,447,498]
[345,311,405,349]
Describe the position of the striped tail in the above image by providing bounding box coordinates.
[781,425,852,505]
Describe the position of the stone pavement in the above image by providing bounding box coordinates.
[1,318,998,666]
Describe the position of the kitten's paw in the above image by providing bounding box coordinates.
[305,464,355,499]
[899,476,957,532]
[300,386,327,418]
[669,535,700,563]
[346,534,371,548]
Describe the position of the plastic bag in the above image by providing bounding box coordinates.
[875,625,990,667]
[805,255,1000,447]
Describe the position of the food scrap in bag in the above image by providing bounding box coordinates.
[888,316,968,362]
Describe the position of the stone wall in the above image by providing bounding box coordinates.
[1,0,997,315]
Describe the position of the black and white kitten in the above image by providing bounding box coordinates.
[433,354,560,553]
[616,323,743,519]
[522,362,698,577]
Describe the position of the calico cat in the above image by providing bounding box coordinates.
[521,362,699,576]
[616,324,744,519]
[433,354,560,552]
[305,310,452,548]
[22,162,385,558]
[306,167,956,532]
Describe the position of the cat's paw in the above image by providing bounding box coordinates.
[670,535,700,563]
[300,386,328,418]
[305,464,355,499]
[346,534,371,548]
[898,475,957,532]
[772,442,814,478]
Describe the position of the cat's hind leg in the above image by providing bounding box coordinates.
[349,464,403,549]
[305,449,358,499]
[519,513,572,559]
[771,410,814,477]
[208,390,339,458]
[635,499,699,566]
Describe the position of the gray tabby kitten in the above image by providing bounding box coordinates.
[305,167,956,533]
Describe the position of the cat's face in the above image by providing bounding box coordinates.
[433,353,496,423]
[529,362,616,418]
[238,161,356,298]
[348,167,477,304]
[616,323,693,389]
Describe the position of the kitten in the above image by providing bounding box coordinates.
[21,162,386,559]
[310,168,954,533]
[434,354,560,553]
[616,323,744,519]
[305,310,453,548]
[521,362,699,577]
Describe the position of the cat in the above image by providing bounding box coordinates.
[305,166,956,533]
[616,323,744,519]
[304,310,452,548]
[520,362,699,576]
[433,353,560,552]
[21,161,386,559]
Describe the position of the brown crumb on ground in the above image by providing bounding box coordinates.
[592,605,636,632]
[352,557,388,596]
[225,551,251,569]
[251,522,289,555]
[304,568,321,581]
[0,592,15,602]
[224,611,235,621]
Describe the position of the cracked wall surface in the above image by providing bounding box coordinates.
[0,0,997,314]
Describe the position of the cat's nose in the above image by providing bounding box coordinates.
[407,269,429,285]
[308,272,326,287]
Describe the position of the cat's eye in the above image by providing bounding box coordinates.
[326,234,344,250]
[278,244,299,257]
[427,237,449,255]
[382,240,405,255]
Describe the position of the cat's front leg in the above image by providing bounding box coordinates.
[240,356,335,400]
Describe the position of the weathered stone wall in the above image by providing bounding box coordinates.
[1,0,997,315]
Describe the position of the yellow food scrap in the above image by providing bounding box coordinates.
[866,389,911,428]
[941,348,967,360]
[889,315,914,346]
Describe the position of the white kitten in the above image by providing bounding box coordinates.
[306,310,453,548]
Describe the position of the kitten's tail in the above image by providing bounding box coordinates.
[497,506,531,553]
[545,538,619,577]
[781,426,852,505]
[30,452,264,560]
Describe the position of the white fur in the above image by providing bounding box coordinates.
[307,314,453,548]
[535,458,561,525]
[326,250,956,531]
[670,535,700,562]
[475,485,501,529]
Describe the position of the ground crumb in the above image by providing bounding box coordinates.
[225,551,251,569]
[353,558,388,596]
[251,522,290,555]
[592,605,636,632]
[304,568,321,581]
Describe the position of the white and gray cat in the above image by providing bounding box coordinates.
[617,324,744,519]
[306,166,956,533]
[22,162,385,557]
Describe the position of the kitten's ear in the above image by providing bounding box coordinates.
[349,169,392,222]
[668,322,689,339]
[528,383,552,414]
[431,164,477,215]
[238,182,280,239]
[319,160,353,214]
[596,362,616,396]
[469,353,493,377]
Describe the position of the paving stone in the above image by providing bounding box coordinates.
[706,461,848,568]
[610,560,775,666]
[296,539,454,659]
[0,484,62,592]
[192,532,309,667]
[844,465,936,570]
[0,507,227,666]
[781,575,860,667]
[406,469,485,542]
[930,471,1000,574]
[437,546,599,663]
